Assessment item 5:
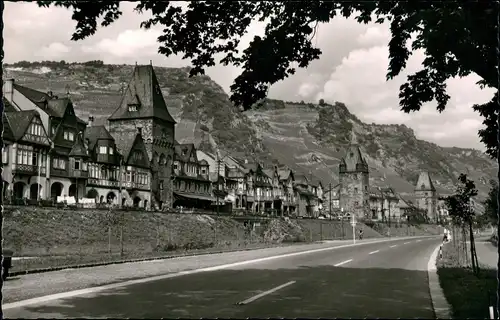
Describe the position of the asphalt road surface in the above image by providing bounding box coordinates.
[4,237,441,319]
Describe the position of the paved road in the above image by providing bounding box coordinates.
[4,237,441,319]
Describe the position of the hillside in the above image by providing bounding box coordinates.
[4,60,497,200]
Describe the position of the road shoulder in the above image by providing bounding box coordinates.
[427,243,452,319]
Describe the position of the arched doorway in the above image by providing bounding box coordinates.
[235,197,240,208]
[13,182,25,199]
[86,188,98,201]
[133,196,141,207]
[51,182,64,199]
[99,195,104,203]
[68,184,77,198]
[122,198,126,207]
[30,183,42,200]
[144,199,148,209]
[106,192,116,204]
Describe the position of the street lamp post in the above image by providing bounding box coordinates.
[341,207,345,239]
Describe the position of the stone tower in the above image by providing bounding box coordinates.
[339,133,370,219]
[414,171,438,222]
[108,64,176,209]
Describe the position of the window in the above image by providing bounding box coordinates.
[17,145,41,166]
[2,146,8,164]
[201,167,206,174]
[133,151,143,161]
[354,187,358,193]
[51,126,56,136]
[128,105,138,112]
[109,147,114,155]
[99,146,107,154]
[28,120,44,136]
[74,159,81,170]
[159,180,164,190]
[52,157,66,170]
[64,131,75,141]
[174,162,179,170]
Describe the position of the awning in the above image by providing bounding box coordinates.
[174,192,216,202]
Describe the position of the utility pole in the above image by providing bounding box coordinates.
[329,183,332,221]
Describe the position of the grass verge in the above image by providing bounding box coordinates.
[437,241,497,319]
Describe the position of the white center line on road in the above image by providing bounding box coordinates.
[416,240,422,242]
[369,250,379,255]
[236,281,296,305]
[390,245,398,248]
[403,242,411,245]
[334,259,353,267]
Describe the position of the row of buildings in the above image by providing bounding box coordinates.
[1,64,446,222]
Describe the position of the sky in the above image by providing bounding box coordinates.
[4,2,496,151]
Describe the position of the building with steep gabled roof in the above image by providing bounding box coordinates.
[84,122,153,208]
[107,64,176,210]
[339,141,370,219]
[2,109,52,202]
[414,171,438,222]
[172,142,214,209]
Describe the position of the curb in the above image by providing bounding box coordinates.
[428,243,452,319]
[9,235,435,278]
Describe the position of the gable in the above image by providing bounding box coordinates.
[20,114,50,146]
[126,135,151,168]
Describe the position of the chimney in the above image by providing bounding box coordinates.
[4,78,14,102]
[137,127,142,135]
[88,116,94,127]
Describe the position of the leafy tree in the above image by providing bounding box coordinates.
[319,98,325,106]
[485,179,499,224]
[0,0,494,313]
[445,174,480,275]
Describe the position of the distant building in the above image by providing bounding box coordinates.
[172,143,213,209]
[414,171,438,222]
[107,64,176,210]
[339,144,370,219]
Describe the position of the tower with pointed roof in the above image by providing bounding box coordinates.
[339,132,370,219]
[107,64,176,209]
[414,171,438,222]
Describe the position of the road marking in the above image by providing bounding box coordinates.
[403,242,411,245]
[334,259,353,267]
[390,245,398,248]
[236,281,296,305]
[4,235,436,310]
[416,240,422,242]
[369,250,379,255]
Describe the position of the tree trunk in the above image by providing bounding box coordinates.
[469,220,477,274]
[0,2,5,317]
[108,226,112,255]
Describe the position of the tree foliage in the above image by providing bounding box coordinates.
[445,173,478,224]
[35,2,499,155]
[485,179,499,224]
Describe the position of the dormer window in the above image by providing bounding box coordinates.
[128,104,138,112]
[109,147,114,155]
[99,146,107,154]
[64,130,75,141]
